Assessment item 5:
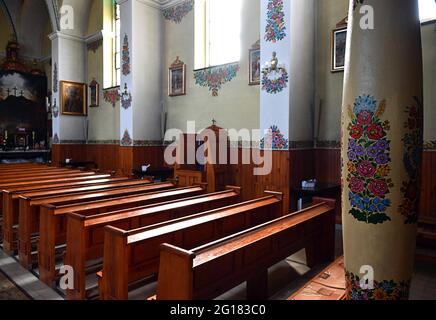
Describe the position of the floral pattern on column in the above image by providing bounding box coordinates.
[346,271,410,300]
[261,68,288,94]
[121,92,132,110]
[264,0,287,43]
[347,95,393,225]
[163,0,194,24]
[53,63,58,93]
[121,129,132,146]
[400,97,423,224]
[53,133,59,144]
[122,34,130,76]
[260,125,289,150]
[194,63,240,96]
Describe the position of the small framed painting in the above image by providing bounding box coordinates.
[168,57,186,97]
[331,27,347,72]
[60,80,87,116]
[89,79,99,108]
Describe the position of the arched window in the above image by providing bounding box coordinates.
[195,0,243,69]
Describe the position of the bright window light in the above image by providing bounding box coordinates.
[419,0,436,22]
[195,0,242,69]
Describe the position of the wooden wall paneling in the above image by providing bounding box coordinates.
[315,149,341,184]
[420,151,436,220]
[133,146,167,171]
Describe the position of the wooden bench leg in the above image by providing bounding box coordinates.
[18,202,33,269]
[38,213,57,287]
[246,269,268,300]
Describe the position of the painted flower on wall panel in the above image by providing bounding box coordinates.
[163,0,194,24]
[121,129,132,146]
[260,125,289,150]
[346,95,393,225]
[264,0,287,43]
[103,88,120,108]
[194,63,240,96]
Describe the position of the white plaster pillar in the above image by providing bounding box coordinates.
[118,0,164,146]
[49,31,87,144]
[259,0,315,150]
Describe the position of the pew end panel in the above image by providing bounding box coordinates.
[101,226,130,300]
[156,244,195,300]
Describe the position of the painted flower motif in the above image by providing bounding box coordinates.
[347,95,392,224]
[366,124,385,140]
[357,160,376,177]
[260,125,289,150]
[349,177,364,193]
[368,180,389,197]
[264,0,287,43]
[357,110,373,125]
[122,34,130,76]
[376,164,390,177]
[162,0,194,24]
[194,63,240,96]
[346,271,410,300]
[261,68,289,94]
[353,95,377,115]
[350,125,363,139]
[367,145,380,158]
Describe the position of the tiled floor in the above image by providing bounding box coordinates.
[1,226,435,300]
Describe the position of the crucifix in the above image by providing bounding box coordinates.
[13,86,18,96]
[20,90,24,97]
[6,88,10,96]
[212,119,217,126]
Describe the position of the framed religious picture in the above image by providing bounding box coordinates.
[60,80,87,116]
[331,27,347,72]
[249,41,261,85]
[89,79,99,108]
[168,57,186,97]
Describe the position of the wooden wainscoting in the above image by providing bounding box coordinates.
[315,148,341,185]
[420,151,436,221]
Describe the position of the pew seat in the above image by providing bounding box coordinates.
[156,198,336,300]
[100,192,283,300]
[64,186,240,299]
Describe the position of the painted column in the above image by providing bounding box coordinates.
[259,0,315,150]
[118,0,164,174]
[260,0,291,151]
[341,0,423,300]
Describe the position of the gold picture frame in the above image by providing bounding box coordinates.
[60,80,87,116]
[168,57,186,97]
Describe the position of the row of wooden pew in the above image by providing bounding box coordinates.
[0,162,337,300]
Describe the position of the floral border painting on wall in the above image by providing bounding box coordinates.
[194,63,240,97]
[163,0,194,24]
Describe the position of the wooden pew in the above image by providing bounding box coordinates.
[21,181,179,271]
[2,178,145,253]
[288,256,346,300]
[0,168,78,179]
[0,171,99,185]
[65,186,241,299]
[100,192,283,300]
[0,174,111,240]
[0,173,108,210]
[156,198,336,300]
